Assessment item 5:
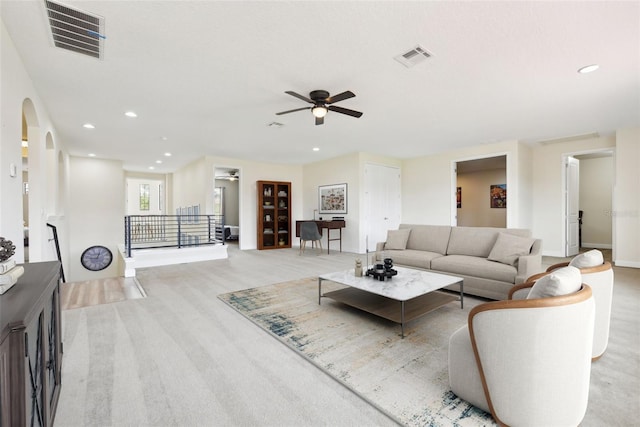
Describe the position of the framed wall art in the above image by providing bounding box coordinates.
[319,183,347,214]
[490,184,507,208]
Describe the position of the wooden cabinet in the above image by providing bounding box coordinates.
[0,261,62,427]
[257,181,291,249]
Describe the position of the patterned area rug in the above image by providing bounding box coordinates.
[219,277,496,426]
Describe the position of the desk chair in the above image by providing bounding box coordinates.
[299,221,322,254]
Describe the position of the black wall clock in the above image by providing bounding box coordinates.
[81,245,113,271]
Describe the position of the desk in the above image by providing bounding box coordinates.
[295,220,346,254]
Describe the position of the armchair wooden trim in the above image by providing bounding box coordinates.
[468,284,593,426]
[527,261,612,283]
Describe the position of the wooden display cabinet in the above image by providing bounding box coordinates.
[257,181,291,249]
[0,261,62,427]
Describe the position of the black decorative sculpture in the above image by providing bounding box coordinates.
[366,258,398,281]
[0,237,16,262]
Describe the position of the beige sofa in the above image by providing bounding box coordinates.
[374,224,542,300]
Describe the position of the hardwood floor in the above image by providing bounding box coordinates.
[61,276,146,310]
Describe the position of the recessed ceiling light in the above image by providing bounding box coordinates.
[125,111,138,118]
[156,160,162,164]
[164,152,172,157]
[88,153,96,157]
[578,64,599,74]
[83,123,95,129]
[148,166,155,170]
[312,147,320,152]
[161,136,168,141]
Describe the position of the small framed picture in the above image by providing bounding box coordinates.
[490,184,507,208]
[319,183,347,214]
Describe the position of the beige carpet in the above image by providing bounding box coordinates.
[219,278,495,426]
[54,245,639,426]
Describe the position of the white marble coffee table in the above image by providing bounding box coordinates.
[318,266,463,338]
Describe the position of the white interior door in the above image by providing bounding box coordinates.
[364,164,401,253]
[565,156,580,256]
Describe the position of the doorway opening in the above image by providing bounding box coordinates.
[21,116,29,261]
[454,155,507,227]
[214,167,241,246]
[562,150,614,258]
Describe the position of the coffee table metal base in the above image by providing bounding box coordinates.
[319,279,462,338]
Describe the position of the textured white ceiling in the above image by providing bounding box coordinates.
[2,1,638,172]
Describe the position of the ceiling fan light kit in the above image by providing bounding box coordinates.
[312,106,328,118]
[276,89,363,125]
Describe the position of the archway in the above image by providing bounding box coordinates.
[22,98,40,262]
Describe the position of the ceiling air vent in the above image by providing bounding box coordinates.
[394,45,432,68]
[44,0,105,59]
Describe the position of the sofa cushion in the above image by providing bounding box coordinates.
[569,249,604,269]
[385,229,411,250]
[447,227,531,258]
[431,255,517,283]
[527,266,582,299]
[400,224,451,254]
[382,249,442,270]
[487,232,536,266]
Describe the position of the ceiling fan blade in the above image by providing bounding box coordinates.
[328,105,363,118]
[276,106,311,115]
[285,91,314,103]
[315,116,324,126]
[326,91,355,104]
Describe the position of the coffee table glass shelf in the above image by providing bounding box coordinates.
[318,266,463,338]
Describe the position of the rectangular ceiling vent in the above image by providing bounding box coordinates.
[44,0,105,59]
[395,45,432,68]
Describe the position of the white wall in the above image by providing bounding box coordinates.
[614,128,640,267]
[531,135,616,257]
[172,157,208,213]
[402,140,527,229]
[126,178,163,215]
[303,153,360,253]
[67,157,125,281]
[0,20,62,265]
[302,152,402,254]
[457,169,507,227]
[3,20,639,273]
[579,156,613,248]
[174,156,303,250]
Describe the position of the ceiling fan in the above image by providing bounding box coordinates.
[217,170,239,181]
[276,90,363,125]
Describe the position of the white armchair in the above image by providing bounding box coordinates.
[449,272,595,426]
[527,249,613,360]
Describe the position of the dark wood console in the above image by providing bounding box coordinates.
[0,261,62,427]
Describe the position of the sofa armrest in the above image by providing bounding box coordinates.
[515,239,542,284]
[525,261,570,282]
[372,242,386,262]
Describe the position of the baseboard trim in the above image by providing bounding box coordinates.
[581,243,612,249]
[543,250,566,258]
[614,260,640,268]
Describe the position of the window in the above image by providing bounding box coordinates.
[139,184,150,210]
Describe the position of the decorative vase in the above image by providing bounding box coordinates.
[355,259,363,277]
